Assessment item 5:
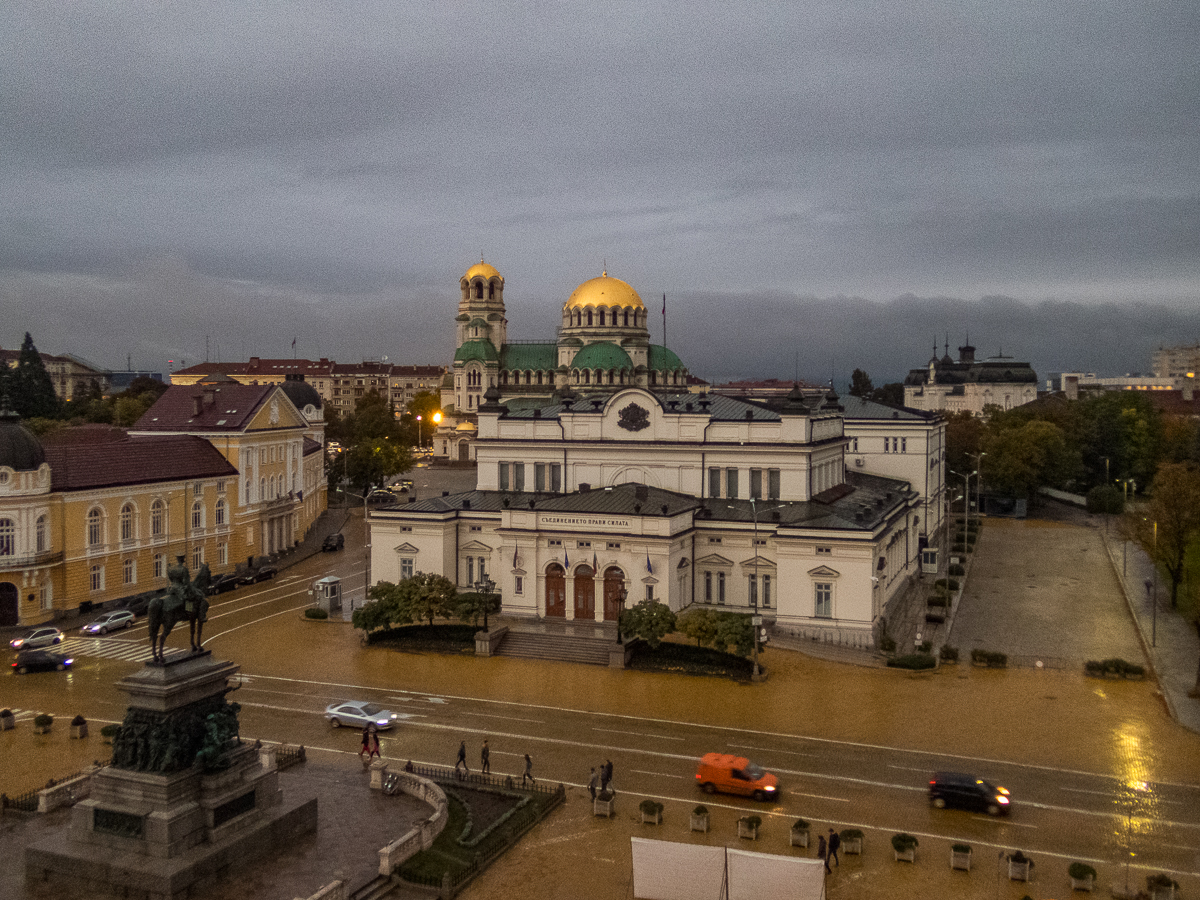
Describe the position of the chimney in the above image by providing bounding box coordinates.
[203,388,215,406]
[193,395,203,416]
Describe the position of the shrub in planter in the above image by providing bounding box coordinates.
[690,805,709,833]
[940,644,959,663]
[966,534,977,544]
[790,818,810,847]
[948,564,965,577]
[737,815,762,839]
[927,596,948,608]
[33,713,53,734]
[639,799,664,824]
[1068,861,1097,891]
[70,715,88,739]
[946,578,960,592]
[1084,660,1104,677]
[304,607,329,620]
[951,843,972,871]
[971,648,989,665]
[0,709,14,731]
[988,651,1007,668]
[839,828,863,854]
[1147,873,1178,898]
[1007,850,1034,882]
[887,653,936,670]
[917,640,932,653]
[952,544,966,553]
[1125,663,1145,679]
[891,832,918,861]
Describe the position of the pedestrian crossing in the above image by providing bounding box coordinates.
[57,637,191,665]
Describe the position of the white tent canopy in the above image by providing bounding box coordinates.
[630,838,826,900]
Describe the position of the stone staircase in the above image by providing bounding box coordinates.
[495,630,615,666]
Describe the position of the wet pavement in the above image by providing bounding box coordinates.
[3,494,1200,900]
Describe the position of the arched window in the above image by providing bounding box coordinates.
[259,477,266,500]
[0,518,14,557]
[87,508,103,548]
[583,370,591,384]
[623,310,630,326]
[120,503,135,541]
[151,500,165,537]
[587,310,593,326]
[525,371,531,385]
[599,310,605,326]
[215,498,227,527]
[475,282,483,299]
[36,515,47,553]
[245,479,252,502]
[536,371,543,385]
[191,500,203,530]
[488,283,495,299]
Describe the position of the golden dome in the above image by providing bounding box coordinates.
[464,259,501,281]
[565,271,644,310]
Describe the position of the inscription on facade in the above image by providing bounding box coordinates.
[539,515,632,530]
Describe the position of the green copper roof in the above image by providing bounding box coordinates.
[454,340,499,364]
[649,344,685,371]
[571,341,633,371]
[500,342,557,371]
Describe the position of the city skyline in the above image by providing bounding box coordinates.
[3,3,1196,386]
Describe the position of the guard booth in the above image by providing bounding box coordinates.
[313,576,342,614]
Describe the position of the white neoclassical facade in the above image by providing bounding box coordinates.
[372,262,937,650]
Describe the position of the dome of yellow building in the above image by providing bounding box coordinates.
[464,260,501,281]
[565,271,644,309]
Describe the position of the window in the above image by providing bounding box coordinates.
[646,584,654,601]
[40,583,52,610]
[750,469,763,500]
[763,574,771,608]
[515,576,524,595]
[901,437,907,453]
[0,518,13,556]
[708,537,722,544]
[87,508,103,548]
[215,499,226,527]
[726,468,738,500]
[717,572,726,605]
[816,546,832,555]
[814,583,832,618]
[401,558,414,580]
[709,467,721,498]
[498,462,509,491]
[90,564,104,592]
[218,542,228,566]
[120,504,134,542]
[850,437,859,452]
[547,539,562,547]
[154,553,165,579]
[478,556,487,579]
[151,500,165,537]
[191,500,204,530]
[577,541,591,549]
[535,463,546,492]
[749,574,757,607]
[217,480,227,493]
[469,525,482,532]
[513,463,525,491]
[704,571,713,602]
[768,469,781,500]
[123,558,135,585]
[549,464,561,493]
[36,515,46,553]
[466,557,475,585]
[607,542,621,550]
[192,545,203,570]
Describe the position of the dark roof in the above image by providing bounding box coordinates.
[44,434,237,491]
[174,357,334,378]
[501,391,785,422]
[0,411,46,471]
[303,436,323,457]
[135,384,275,431]
[838,395,935,421]
[278,379,322,410]
[387,472,913,532]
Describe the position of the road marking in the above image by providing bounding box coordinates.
[631,770,687,779]
[732,743,816,757]
[456,711,545,724]
[1063,787,1183,805]
[56,637,186,664]
[593,728,685,741]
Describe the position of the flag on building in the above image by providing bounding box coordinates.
[592,551,598,572]
[646,552,653,574]
[291,337,297,349]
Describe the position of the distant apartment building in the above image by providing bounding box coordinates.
[1,348,111,401]
[1152,345,1200,382]
[1051,372,1182,401]
[903,341,1037,416]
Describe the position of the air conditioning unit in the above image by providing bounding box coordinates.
[854,458,865,467]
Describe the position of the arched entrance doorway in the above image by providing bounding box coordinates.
[603,567,625,621]
[0,582,18,627]
[545,564,566,617]
[458,440,471,462]
[573,566,595,619]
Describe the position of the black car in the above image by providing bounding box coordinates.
[322,533,345,552]
[367,489,397,506]
[928,771,1011,815]
[239,564,279,585]
[118,590,161,617]
[207,573,241,595]
[12,649,74,674]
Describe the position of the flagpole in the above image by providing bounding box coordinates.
[662,293,667,348]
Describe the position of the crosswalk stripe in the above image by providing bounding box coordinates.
[57,637,190,664]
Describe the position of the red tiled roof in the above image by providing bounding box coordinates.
[44,434,237,491]
[39,424,129,446]
[135,383,275,431]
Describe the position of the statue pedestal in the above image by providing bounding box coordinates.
[26,653,317,899]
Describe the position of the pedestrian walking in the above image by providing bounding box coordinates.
[522,753,535,786]
[455,740,469,774]
[827,829,840,866]
[359,725,370,760]
[480,739,491,774]
[817,835,829,872]
[587,767,599,800]
[602,759,614,795]
[368,724,381,759]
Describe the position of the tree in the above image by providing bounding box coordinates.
[619,600,676,648]
[982,419,1075,499]
[1136,462,1200,610]
[713,611,755,658]
[11,333,59,419]
[870,382,905,406]
[343,436,408,496]
[456,589,500,630]
[395,572,458,626]
[944,411,985,480]
[676,607,720,647]
[849,369,874,398]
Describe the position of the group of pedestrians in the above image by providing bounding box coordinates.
[816,828,841,872]
[358,724,381,761]
[587,759,615,800]
[451,739,536,786]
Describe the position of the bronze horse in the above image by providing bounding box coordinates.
[148,557,211,663]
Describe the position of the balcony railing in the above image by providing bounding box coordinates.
[0,549,65,568]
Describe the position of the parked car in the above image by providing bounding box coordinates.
[695,753,779,802]
[12,648,74,674]
[206,573,241,595]
[367,489,397,506]
[80,609,135,635]
[322,533,345,552]
[118,591,159,617]
[323,700,401,730]
[9,626,65,651]
[928,771,1012,815]
[239,565,279,585]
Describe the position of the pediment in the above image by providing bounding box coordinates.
[461,540,493,553]
[738,555,777,572]
[696,553,735,567]
[807,565,841,578]
[393,542,419,554]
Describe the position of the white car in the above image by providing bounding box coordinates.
[9,626,65,650]
[323,700,401,730]
[80,609,136,635]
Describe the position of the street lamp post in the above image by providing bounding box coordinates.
[416,415,423,449]
[474,575,495,631]
[615,587,627,644]
[950,470,976,536]
[1143,519,1158,647]
[968,452,986,522]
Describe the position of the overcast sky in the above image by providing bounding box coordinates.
[2,3,1197,387]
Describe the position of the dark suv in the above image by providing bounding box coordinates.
[928,771,1011,815]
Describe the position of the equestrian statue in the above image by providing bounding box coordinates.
[148,556,211,663]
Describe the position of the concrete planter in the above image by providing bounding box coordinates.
[790,826,809,848]
[894,847,916,863]
[737,818,760,840]
[1071,874,1095,891]
[1008,857,1033,882]
[840,833,863,855]
[593,795,615,818]
[690,812,709,833]
[951,848,972,871]
[70,721,88,739]
[0,713,14,731]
